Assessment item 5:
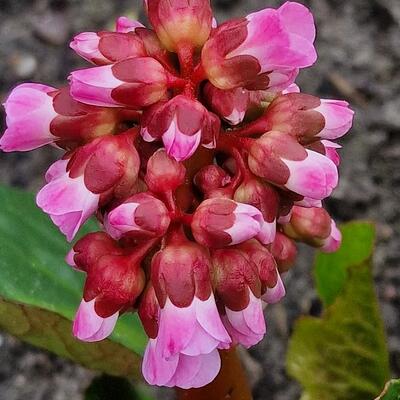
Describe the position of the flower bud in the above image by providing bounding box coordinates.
[212,248,265,348]
[151,234,231,360]
[70,57,169,108]
[0,85,118,152]
[194,165,231,196]
[37,133,140,240]
[72,233,147,342]
[105,192,170,240]
[138,284,160,339]
[271,232,298,273]
[70,31,147,65]
[284,206,342,252]
[262,93,354,142]
[191,198,264,248]
[146,0,213,52]
[201,2,316,90]
[203,83,250,125]
[248,131,338,200]
[234,178,279,244]
[141,95,220,161]
[145,149,186,193]
[116,16,145,33]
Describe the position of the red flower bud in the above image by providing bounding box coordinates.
[141,95,220,161]
[248,131,338,201]
[145,149,186,193]
[271,232,298,273]
[194,165,231,196]
[104,192,171,240]
[284,206,342,252]
[70,31,147,65]
[234,177,279,244]
[138,284,160,339]
[67,131,140,201]
[73,233,147,317]
[191,198,264,248]
[146,0,213,52]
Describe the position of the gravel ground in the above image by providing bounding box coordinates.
[0,0,399,399]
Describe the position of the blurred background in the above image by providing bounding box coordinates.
[0,0,399,399]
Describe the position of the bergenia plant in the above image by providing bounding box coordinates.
[1,0,353,391]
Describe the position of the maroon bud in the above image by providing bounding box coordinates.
[146,0,213,52]
[271,232,298,273]
[283,205,333,247]
[151,230,213,308]
[145,149,186,193]
[211,248,261,311]
[73,233,147,317]
[138,284,160,339]
[194,165,231,195]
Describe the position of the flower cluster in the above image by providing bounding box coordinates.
[1,0,353,389]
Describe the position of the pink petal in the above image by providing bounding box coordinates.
[36,164,99,241]
[278,1,316,43]
[69,66,123,107]
[156,299,197,359]
[256,219,277,245]
[321,220,342,253]
[142,339,179,386]
[45,159,69,183]
[115,16,144,33]
[73,299,118,342]
[284,150,338,200]
[169,351,221,389]
[70,32,105,64]
[316,100,354,140]
[242,292,266,335]
[195,296,231,345]
[224,203,263,245]
[162,120,202,162]
[1,84,57,152]
[262,273,286,304]
[104,203,140,239]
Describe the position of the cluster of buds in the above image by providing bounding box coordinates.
[1,0,353,389]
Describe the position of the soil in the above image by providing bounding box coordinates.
[0,0,399,399]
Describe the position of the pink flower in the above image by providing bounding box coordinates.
[146,0,213,52]
[73,299,119,342]
[263,93,354,142]
[104,193,171,240]
[36,159,100,241]
[70,57,168,108]
[72,233,147,342]
[141,95,220,161]
[1,83,57,151]
[321,220,342,253]
[151,238,231,359]
[248,132,338,200]
[142,339,221,389]
[222,290,265,348]
[192,198,264,248]
[321,140,341,166]
[212,248,266,348]
[70,31,146,65]
[115,16,145,33]
[201,1,316,90]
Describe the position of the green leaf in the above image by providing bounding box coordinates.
[287,222,390,400]
[0,185,147,376]
[314,221,375,306]
[376,380,400,400]
[85,375,154,400]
